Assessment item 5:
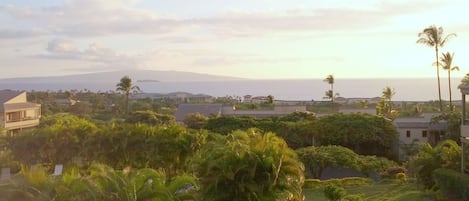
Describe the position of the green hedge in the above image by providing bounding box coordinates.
[433,168,469,200]
[304,177,373,189]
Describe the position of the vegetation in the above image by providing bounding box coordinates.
[433,168,469,200]
[192,130,305,201]
[297,145,396,179]
[0,163,198,201]
[417,25,456,112]
[408,140,461,189]
[5,76,468,201]
[323,74,336,103]
[439,52,459,110]
[304,180,431,201]
[116,75,141,114]
[312,113,398,157]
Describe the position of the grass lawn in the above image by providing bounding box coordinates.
[304,181,433,201]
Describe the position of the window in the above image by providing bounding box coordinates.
[422,130,428,138]
[406,130,411,138]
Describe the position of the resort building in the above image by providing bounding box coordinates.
[394,113,447,161]
[0,90,41,135]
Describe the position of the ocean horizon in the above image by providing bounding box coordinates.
[0,78,464,102]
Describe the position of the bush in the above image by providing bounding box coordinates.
[343,194,365,201]
[380,165,407,179]
[433,168,469,200]
[395,172,407,183]
[324,184,347,201]
[304,177,372,189]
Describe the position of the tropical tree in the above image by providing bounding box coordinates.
[313,113,398,157]
[323,74,335,103]
[439,52,459,110]
[296,145,361,179]
[116,76,140,114]
[417,25,456,112]
[461,73,469,87]
[382,86,395,110]
[377,86,399,120]
[408,140,460,189]
[192,130,305,201]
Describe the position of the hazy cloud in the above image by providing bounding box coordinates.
[1,0,445,40]
[37,39,141,71]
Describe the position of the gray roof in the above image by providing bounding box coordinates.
[394,120,448,130]
[174,104,222,122]
[0,90,23,104]
[0,90,24,111]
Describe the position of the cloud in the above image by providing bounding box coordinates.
[35,39,141,71]
[1,0,446,40]
[0,28,46,39]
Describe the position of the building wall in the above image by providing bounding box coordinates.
[398,128,429,144]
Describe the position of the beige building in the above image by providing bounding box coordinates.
[0,90,41,135]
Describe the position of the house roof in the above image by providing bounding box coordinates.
[174,104,222,122]
[0,90,24,112]
[394,118,448,130]
[0,90,23,104]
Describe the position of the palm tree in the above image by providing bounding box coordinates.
[417,25,456,112]
[439,52,459,110]
[323,74,335,103]
[116,76,140,114]
[382,86,396,111]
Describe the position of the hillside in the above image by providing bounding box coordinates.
[0,70,244,83]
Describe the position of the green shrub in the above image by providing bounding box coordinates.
[395,172,407,183]
[433,168,469,200]
[343,193,365,201]
[324,184,347,201]
[380,165,406,179]
[304,177,372,189]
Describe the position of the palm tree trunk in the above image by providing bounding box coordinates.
[331,83,334,103]
[435,47,443,112]
[448,70,453,110]
[125,91,129,114]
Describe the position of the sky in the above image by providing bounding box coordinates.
[1,0,469,79]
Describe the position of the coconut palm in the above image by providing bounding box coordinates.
[417,25,456,112]
[439,52,459,110]
[382,86,396,111]
[116,76,140,114]
[323,74,335,103]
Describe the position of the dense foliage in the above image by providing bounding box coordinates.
[433,168,469,200]
[408,140,461,188]
[312,113,398,157]
[192,130,305,201]
[297,145,396,179]
[2,114,206,176]
[0,163,198,201]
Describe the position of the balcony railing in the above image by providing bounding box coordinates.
[5,116,39,123]
[4,118,40,130]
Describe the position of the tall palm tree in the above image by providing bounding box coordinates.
[439,52,459,110]
[382,86,396,111]
[417,25,456,112]
[324,74,335,103]
[116,76,140,114]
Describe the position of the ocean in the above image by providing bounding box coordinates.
[0,78,464,101]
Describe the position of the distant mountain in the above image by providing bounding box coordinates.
[0,70,245,83]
